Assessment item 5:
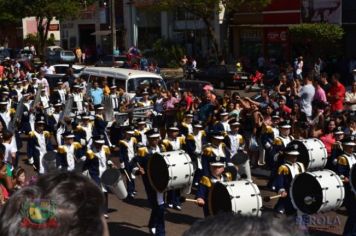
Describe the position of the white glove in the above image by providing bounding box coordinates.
[107,160,113,166]
[80,139,86,146]
[80,156,86,161]
[120,162,125,169]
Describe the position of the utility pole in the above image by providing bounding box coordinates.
[111,0,116,56]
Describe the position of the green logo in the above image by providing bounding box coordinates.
[21,199,58,229]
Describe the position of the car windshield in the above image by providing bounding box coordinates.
[55,66,83,74]
[129,77,165,93]
[63,51,74,56]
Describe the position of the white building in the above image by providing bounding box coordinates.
[22,17,60,44]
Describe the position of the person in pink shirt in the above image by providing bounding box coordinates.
[313,79,327,103]
[319,119,336,156]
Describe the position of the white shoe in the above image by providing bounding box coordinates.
[174,205,182,211]
[168,204,173,208]
[28,157,34,165]
[149,227,156,234]
[104,214,109,219]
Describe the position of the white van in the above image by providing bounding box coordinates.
[81,67,166,98]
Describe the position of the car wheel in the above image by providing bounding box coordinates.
[219,81,225,89]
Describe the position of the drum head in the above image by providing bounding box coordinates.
[231,151,248,166]
[291,173,323,214]
[148,153,169,192]
[351,165,356,194]
[101,169,120,186]
[209,182,232,215]
[289,140,309,168]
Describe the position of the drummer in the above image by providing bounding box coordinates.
[162,123,186,210]
[195,154,232,217]
[224,118,244,157]
[83,134,113,219]
[135,128,167,235]
[335,136,356,235]
[274,144,305,215]
[269,120,294,189]
[201,131,231,176]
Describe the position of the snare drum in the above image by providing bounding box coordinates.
[148,151,195,193]
[291,170,344,214]
[289,139,327,170]
[208,180,262,216]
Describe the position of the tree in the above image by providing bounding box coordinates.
[289,23,344,60]
[151,0,270,60]
[2,0,95,57]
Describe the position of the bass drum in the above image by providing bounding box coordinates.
[148,151,195,194]
[101,168,128,200]
[350,164,356,194]
[291,170,344,214]
[208,180,262,216]
[289,139,327,170]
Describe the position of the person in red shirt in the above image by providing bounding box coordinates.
[277,95,291,117]
[327,73,345,112]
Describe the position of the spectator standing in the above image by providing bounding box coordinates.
[90,81,104,105]
[345,81,356,111]
[313,79,327,104]
[75,47,83,64]
[327,73,346,112]
[298,74,315,119]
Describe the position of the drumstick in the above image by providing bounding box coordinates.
[180,197,198,203]
[263,194,282,202]
[123,169,132,183]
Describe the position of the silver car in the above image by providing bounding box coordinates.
[60,50,76,63]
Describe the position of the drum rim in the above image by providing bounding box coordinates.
[101,168,120,186]
[291,139,327,170]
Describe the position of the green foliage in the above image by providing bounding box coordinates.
[289,23,344,44]
[152,39,186,68]
[289,23,344,59]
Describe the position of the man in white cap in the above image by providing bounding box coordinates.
[83,134,113,219]
[214,109,231,134]
[57,131,84,172]
[27,115,53,172]
[274,144,305,215]
[136,128,167,235]
[195,153,233,217]
[72,84,84,113]
[179,111,194,137]
[224,118,244,157]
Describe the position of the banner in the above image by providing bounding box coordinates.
[301,0,342,25]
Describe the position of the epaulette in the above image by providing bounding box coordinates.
[224,172,232,182]
[10,108,16,114]
[181,122,188,128]
[134,130,140,136]
[337,155,348,166]
[203,147,213,156]
[200,176,212,188]
[263,125,274,134]
[277,165,289,175]
[137,147,148,157]
[273,138,282,146]
[160,145,166,152]
[187,134,195,141]
[201,130,206,137]
[76,125,84,131]
[239,135,244,145]
[86,150,95,160]
[179,136,186,145]
[73,142,82,150]
[119,140,128,147]
[58,146,66,154]
[29,131,36,138]
[162,139,170,148]
[137,102,144,107]
[103,145,110,155]
[43,131,51,138]
[132,137,137,144]
[220,143,226,149]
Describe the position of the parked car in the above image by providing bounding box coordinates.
[95,54,129,68]
[45,46,63,63]
[16,49,34,61]
[194,65,251,89]
[59,50,76,63]
[0,48,13,62]
[45,64,85,88]
[165,79,213,97]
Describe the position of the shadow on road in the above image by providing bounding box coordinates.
[108,222,150,236]
[165,211,201,225]
[123,198,150,208]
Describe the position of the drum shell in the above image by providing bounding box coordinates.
[231,151,251,180]
[101,169,128,200]
[290,139,327,170]
[290,170,344,214]
[148,151,195,193]
[208,180,262,216]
